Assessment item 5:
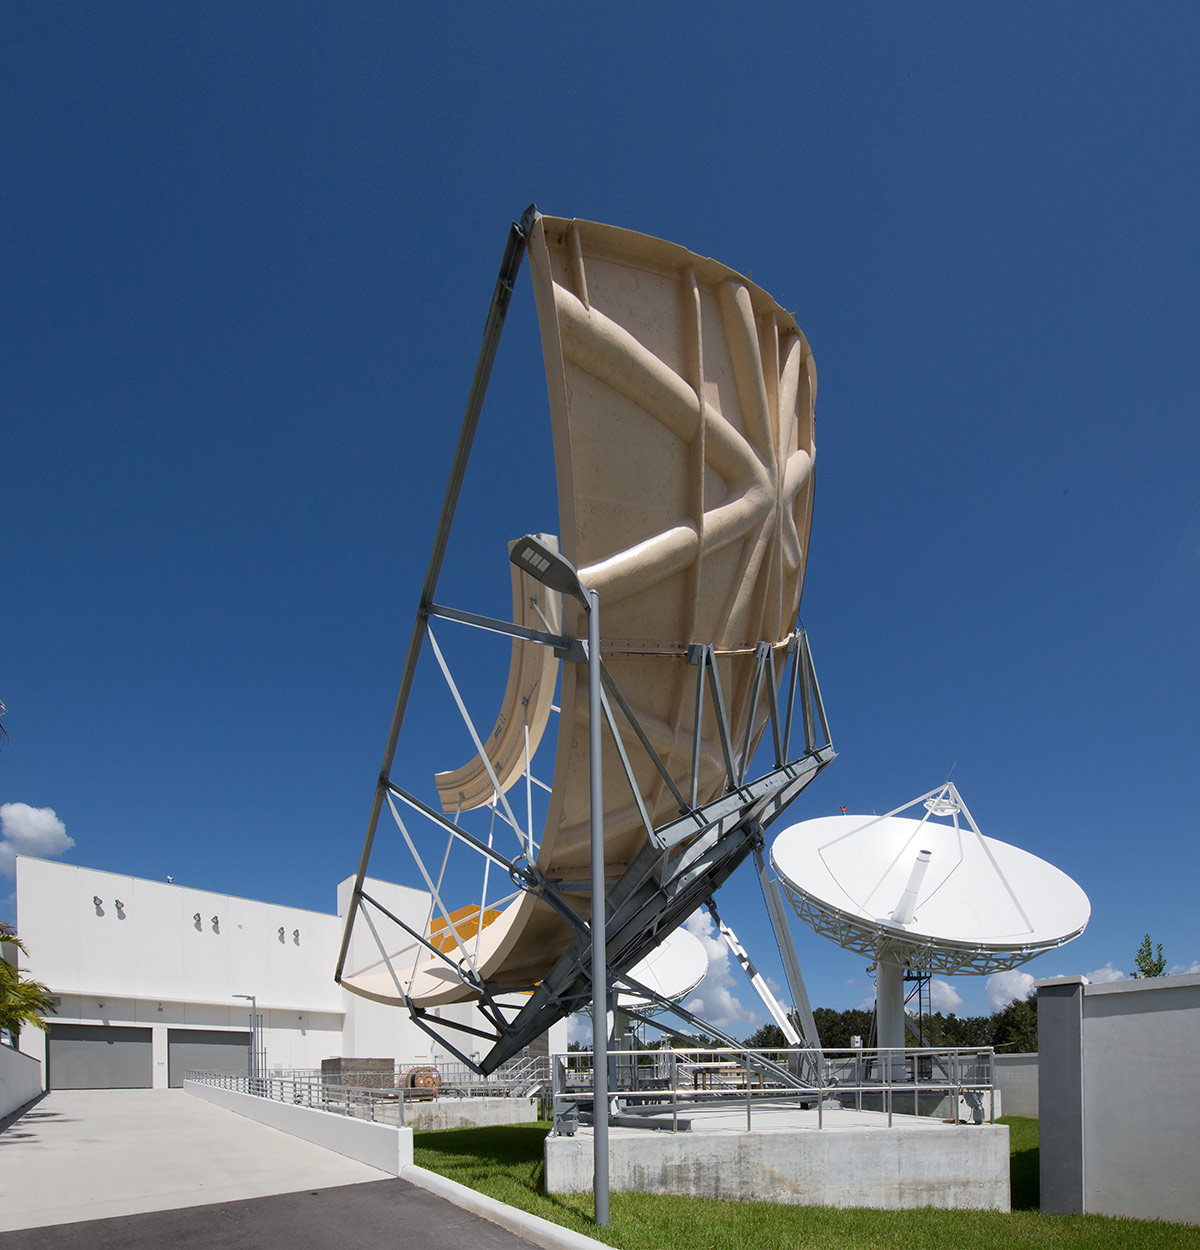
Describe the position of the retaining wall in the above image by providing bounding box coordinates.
[1038,973,1200,1224]
[404,1096,538,1130]
[185,1079,412,1174]
[994,1053,1038,1118]
[0,1044,43,1119]
[545,1121,1010,1210]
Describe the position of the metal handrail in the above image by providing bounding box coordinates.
[185,1070,416,1127]
[551,1045,995,1134]
[185,1055,551,1129]
[261,1054,550,1096]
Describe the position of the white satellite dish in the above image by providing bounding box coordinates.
[614,926,708,1013]
[771,783,1089,1050]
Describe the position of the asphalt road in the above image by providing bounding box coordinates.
[0,1090,539,1249]
[0,1177,536,1250]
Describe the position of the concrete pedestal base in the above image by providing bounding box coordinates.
[544,1108,1009,1211]
[403,1096,538,1130]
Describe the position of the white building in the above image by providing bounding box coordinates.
[14,856,564,1090]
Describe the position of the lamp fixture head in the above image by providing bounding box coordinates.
[93,896,102,907]
[509,534,589,606]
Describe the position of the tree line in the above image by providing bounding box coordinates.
[742,992,1039,1053]
[569,990,1038,1055]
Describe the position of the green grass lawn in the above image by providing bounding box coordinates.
[999,1115,1040,1211]
[413,1119,1200,1250]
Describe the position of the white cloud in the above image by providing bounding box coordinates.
[986,969,1035,1010]
[567,1012,592,1046]
[929,979,964,1013]
[681,909,755,1032]
[1170,961,1200,976]
[0,803,74,876]
[1085,962,1126,984]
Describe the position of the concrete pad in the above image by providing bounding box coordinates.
[659,1102,957,1132]
[404,1096,539,1130]
[544,1105,1010,1210]
[0,1089,392,1231]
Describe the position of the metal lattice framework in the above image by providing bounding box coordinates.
[334,207,835,1073]
[779,888,1061,977]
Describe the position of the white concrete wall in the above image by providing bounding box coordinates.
[0,1043,43,1118]
[186,1079,412,1173]
[16,858,570,1086]
[404,1096,538,1130]
[17,857,347,1086]
[17,858,342,1010]
[545,1018,568,1066]
[1037,973,1200,1224]
[994,1053,1038,1118]
[545,1123,1011,1210]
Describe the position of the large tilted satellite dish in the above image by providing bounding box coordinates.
[771,782,1090,1049]
[335,207,836,1072]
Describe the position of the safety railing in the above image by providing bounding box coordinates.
[434,1054,551,1097]
[186,1053,551,1128]
[273,1054,550,1098]
[185,1069,424,1127]
[551,1045,995,1135]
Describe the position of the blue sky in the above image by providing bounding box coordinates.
[3,5,1197,1030]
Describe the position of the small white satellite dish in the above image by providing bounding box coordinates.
[771,783,1089,1050]
[614,926,709,1014]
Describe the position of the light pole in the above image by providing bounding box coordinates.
[509,535,609,1228]
[233,994,258,1085]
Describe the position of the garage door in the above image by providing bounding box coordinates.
[48,1024,152,1089]
[167,1029,251,1088]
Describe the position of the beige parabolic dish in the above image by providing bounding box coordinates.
[353,216,818,1007]
[433,537,563,815]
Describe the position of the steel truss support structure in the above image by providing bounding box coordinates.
[336,206,835,1075]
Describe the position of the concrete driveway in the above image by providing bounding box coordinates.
[0,1090,534,1248]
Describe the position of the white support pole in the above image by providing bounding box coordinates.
[755,849,822,1052]
[712,904,801,1045]
[875,956,908,1078]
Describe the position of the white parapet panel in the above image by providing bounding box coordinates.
[16,857,343,1014]
[15,856,514,1077]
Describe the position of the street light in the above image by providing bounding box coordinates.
[233,994,258,1085]
[509,534,609,1228]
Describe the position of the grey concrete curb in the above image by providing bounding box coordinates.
[400,1163,607,1250]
